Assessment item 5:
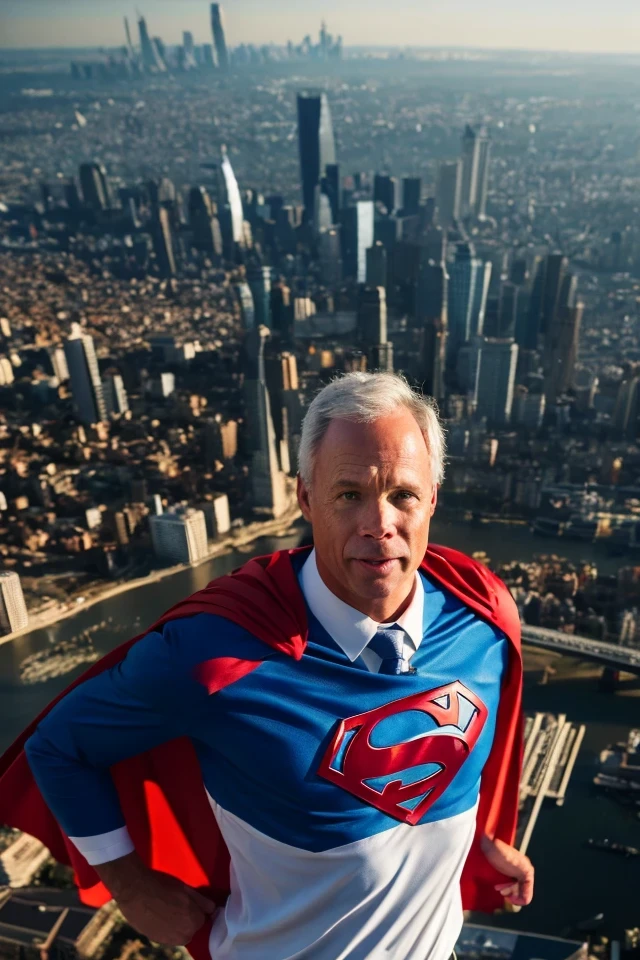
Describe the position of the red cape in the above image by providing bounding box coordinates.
[0,544,522,959]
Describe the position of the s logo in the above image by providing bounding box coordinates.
[317,681,488,825]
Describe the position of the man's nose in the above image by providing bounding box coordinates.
[358,498,396,538]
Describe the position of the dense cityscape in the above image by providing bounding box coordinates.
[1,3,640,959]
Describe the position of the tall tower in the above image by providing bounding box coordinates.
[188,186,222,256]
[373,174,399,216]
[236,282,255,331]
[64,326,107,425]
[545,302,584,403]
[210,4,229,70]
[340,201,374,282]
[0,571,28,636]
[460,125,477,218]
[474,127,491,217]
[366,241,388,289]
[246,261,272,328]
[138,16,165,71]
[297,92,336,220]
[357,286,387,348]
[402,177,421,215]
[319,227,342,288]
[243,326,288,517]
[541,253,570,337]
[216,146,245,258]
[152,207,177,276]
[79,162,110,212]
[436,161,462,229]
[472,337,519,423]
[415,259,448,401]
[447,242,483,361]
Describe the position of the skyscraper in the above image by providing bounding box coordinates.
[319,227,342,288]
[341,201,374,282]
[447,243,483,360]
[519,255,545,350]
[544,303,584,403]
[188,186,222,256]
[415,259,448,401]
[373,174,399,216]
[322,163,340,223]
[0,571,28,636]
[472,337,519,423]
[357,286,387,348]
[138,16,165,71]
[460,126,477,219]
[271,282,295,342]
[236,282,255,331]
[247,262,272,328]
[460,125,491,218]
[297,93,336,219]
[436,161,462,229]
[64,327,107,425]
[243,326,288,517]
[152,207,177,276]
[498,281,520,338]
[210,3,229,70]
[540,253,569,337]
[402,177,422,215]
[217,146,245,256]
[366,242,388,289]
[79,162,111,212]
[474,128,491,218]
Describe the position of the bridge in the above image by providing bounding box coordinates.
[521,624,640,674]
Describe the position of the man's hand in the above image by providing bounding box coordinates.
[480,835,534,907]
[96,852,217,946]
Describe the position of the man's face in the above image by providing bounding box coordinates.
[297,409,437,617]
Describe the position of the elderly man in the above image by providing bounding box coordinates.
[1,371,532,960]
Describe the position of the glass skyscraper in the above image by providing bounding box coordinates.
[210,4,229,70]
[297,92,336,219]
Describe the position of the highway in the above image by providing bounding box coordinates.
[521,624,640,673]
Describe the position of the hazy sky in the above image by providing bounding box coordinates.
[1,0,639,53]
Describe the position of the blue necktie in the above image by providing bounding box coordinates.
[368,624,406,675]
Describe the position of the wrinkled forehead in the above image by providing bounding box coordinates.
[328,456,429,491]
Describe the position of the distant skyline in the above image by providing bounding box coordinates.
[1,0,639,54]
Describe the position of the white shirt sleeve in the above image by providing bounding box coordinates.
[68,825,135,865]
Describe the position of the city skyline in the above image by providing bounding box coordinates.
[1,0,640,54]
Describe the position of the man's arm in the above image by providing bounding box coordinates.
[94,851,217,945]
[24,615,218,944]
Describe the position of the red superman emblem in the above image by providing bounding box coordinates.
[317,681,488,825]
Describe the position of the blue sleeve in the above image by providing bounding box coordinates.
[24,615,216,843]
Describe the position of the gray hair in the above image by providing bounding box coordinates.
[297,371,446,489]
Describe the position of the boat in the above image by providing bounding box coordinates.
[585,838,639,857]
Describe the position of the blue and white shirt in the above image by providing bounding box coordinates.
[25,548,508,960]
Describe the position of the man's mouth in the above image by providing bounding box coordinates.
[356,558,399,572]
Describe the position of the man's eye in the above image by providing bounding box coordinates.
[342,491,359,500]
[396,491,415,500]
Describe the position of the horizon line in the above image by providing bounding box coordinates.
[2,42,640,58]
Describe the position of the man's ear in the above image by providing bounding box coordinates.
[429,483,438,518]
[297,474,312,522]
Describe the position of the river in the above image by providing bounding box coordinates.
[1,518,639,942]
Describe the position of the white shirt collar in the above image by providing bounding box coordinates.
[299,548,425,662]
